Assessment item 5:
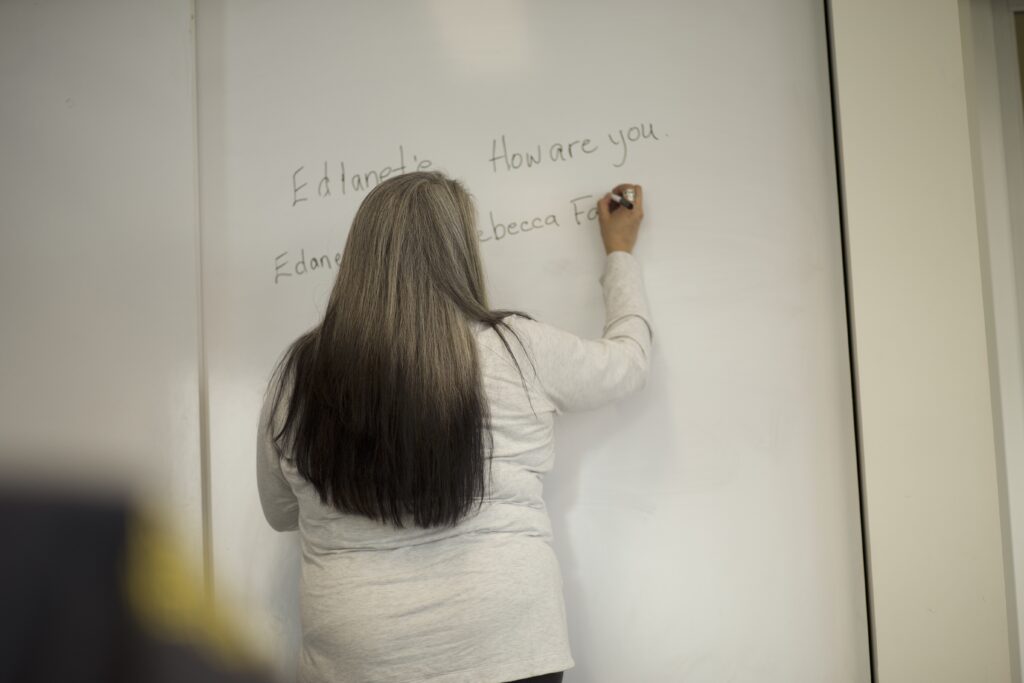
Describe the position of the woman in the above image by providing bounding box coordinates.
[257,171,652,683]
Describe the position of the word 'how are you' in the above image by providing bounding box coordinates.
[489,122,663,172]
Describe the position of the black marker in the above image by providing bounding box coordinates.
[612,188,635,210]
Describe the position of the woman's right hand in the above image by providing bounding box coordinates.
[597,183,644,254]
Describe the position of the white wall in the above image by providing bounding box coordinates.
[0,0,203,554]
[830,0,1015,680]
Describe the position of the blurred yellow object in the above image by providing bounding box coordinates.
[124,508,267,673]
[0,485,274,683]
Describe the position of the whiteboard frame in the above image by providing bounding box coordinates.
[824,1,876,680]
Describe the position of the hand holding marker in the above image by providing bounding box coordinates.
[598,183,644,255]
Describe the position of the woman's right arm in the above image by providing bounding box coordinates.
[513,183,653,413]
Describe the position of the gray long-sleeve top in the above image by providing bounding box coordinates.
[257,250,653,683]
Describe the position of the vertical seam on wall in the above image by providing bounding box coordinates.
[188,0,214,599]
[824,2,877,680]
[981,3,1024,680]
[961,3,1020,676]
[1006,7,1024,682]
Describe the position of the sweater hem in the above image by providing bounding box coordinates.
[399,652,575,683]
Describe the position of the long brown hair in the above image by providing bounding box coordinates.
[267,171,526,528]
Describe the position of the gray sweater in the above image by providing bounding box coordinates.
[257,251,653,683]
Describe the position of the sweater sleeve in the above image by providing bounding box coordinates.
[512,251,653,414]
[256,382,299,532]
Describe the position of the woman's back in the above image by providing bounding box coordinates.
[272,318,569,683]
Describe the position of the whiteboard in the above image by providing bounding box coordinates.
[196,1,870,681]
